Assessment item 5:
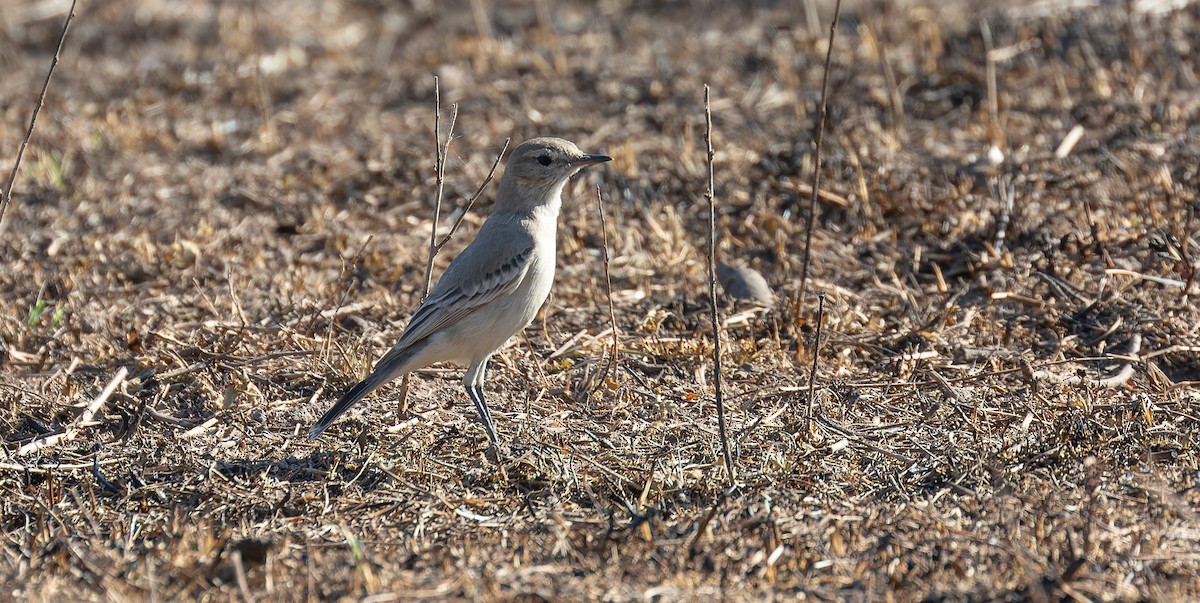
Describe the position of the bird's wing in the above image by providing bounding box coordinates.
[386,228,535,355]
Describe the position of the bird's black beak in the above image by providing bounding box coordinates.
[571,153,612,167]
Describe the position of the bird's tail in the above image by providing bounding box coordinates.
[308,340,426,438]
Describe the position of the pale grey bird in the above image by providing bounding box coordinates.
[309,137,611,447]
[716,261,775,307]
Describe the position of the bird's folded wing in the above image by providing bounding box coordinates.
[386,243,535,354]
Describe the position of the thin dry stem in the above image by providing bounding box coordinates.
[588,185,620,397]
[797,0,843,307]
[0,0,76,236]
[18,366,127,455]
[249,0,277,151]
[981,19,1000,134]
[704,85,735,487]
[423,77,459,300]
[878,34,906,138]
[805,292,826,425]
[401,78,456,415]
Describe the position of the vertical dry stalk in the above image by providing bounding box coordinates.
[469,0,494,39]
[704,85,735,486]
[878,38,906,138]
[423,77,459,300]
[589,185,620,396]
[991,175,1015,253]
[401,77,457,415]
[249,0,277,151]
[0,0,77,236]
[797,0,843,307]
[803,0,820,37]
[805,292,827,425]
[981,19,999,133]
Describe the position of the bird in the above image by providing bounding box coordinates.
[308,137,611,448]
[716,261,775,307]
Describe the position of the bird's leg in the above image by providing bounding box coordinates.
[463,357,500,449]
[466,384,500,449]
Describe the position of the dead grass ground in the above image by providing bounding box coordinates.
[2,0,1199,600]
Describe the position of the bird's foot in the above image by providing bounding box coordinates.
[483,441,511,465]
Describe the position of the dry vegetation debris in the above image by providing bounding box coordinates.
[1,0,1199,600]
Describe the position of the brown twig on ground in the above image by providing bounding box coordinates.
[796,0,843,308]
[0,0,77,236]
[588,185,620,397]
[17,366,127,455]
[1032,332,1142,388]
[703,85,735,487]
[232,550,253,603]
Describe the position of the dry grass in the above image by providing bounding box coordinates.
[2,0,1199,600]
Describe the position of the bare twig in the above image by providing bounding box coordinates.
[0,0,77,236]
[1104,269,1187,288]
[422,76,459,300]
[18,366,127,455]
[588,185,620,396]
[877,32,906,138]
[704,85,735,487]
[400,78,457,416]
[797,0,843,307]
[248,0,277,151]
[991,175,1015,252]
[1055,124,1085,158]
[802,0,820,37]
[232,550,254,603]
[179,417,219,438]
[0,458,123,475]
[805,293,826,425]
[1032,332,1142,388]
[981,19,999,134]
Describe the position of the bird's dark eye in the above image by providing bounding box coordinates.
[537,154,552,166]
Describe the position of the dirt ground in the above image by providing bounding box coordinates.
[2,0,1199,600]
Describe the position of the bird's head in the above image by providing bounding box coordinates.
[497,137,611,208]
